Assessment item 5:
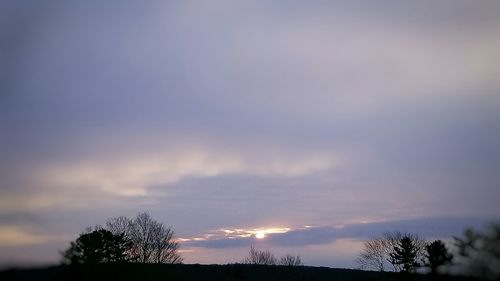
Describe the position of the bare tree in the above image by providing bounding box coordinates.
[106,216,134,237]
[106,212,182,264]
[106,216,136,260]
[242,245,277,265]
[356,238,386,271]
[279,254,303,266]
[150,222,182,264]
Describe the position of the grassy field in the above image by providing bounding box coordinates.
[0,264,482,281]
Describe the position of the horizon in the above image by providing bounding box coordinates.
[1,0,499,269]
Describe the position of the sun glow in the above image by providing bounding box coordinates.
[217,226,290,239]
[255,231,266,239]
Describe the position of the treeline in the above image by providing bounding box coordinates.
[356,231,448,273]
[356,224,500,280]
[61,213,499,280]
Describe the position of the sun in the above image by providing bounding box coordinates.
[255,231,266,239]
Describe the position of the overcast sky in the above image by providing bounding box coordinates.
[1,0,499,268]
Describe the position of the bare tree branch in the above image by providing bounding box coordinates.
[106,212,182,264]
[242,245,277,265]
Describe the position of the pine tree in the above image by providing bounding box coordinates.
[389,236,419,273]
[425,240,452,274]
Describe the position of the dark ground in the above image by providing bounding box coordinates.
[0,264,482,281]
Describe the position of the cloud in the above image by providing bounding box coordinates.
[0,225,49,247]
[184,217,489,249]
[40,146,335,196]
[167,0,500,122]
[0,141,338,213]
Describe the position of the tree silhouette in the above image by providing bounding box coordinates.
[384,232,426,272]
[62,228,131,264]
[425,240,452,274]
[389,236,420,273]
[454,223,500,280]
[242,246,303,266]
[242,245,277,265]
[279,254,303,266]
[106,212,182,264]
[356,238,386,271]
[357,232,426,272]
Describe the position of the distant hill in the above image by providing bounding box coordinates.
[0,264,482,281]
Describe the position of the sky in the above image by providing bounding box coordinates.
[1,0,499,268]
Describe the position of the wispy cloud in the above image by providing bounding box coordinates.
[0,225,55,247]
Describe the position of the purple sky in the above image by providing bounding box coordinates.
[1,0,499,268]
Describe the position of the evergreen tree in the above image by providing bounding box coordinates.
[62,228,132,264]
[425,240,452,274]
[389,236,419,273]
